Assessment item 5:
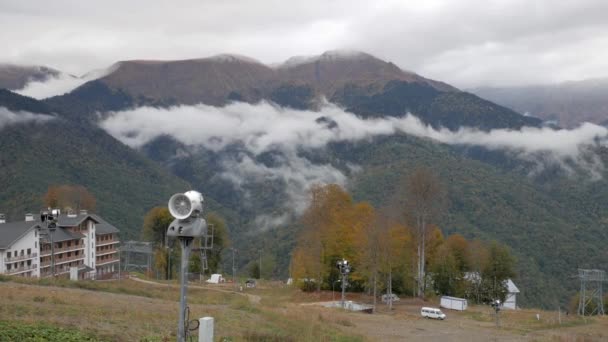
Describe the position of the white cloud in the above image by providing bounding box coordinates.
[1,1,607,86]
[13,67,115,99]
[99,101,608,226]
[0,107,54,129]
[100,101,608,160]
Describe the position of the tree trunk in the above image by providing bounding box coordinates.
[372,272,377,313]
[419,216,426,298]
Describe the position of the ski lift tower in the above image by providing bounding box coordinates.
[577,269,606,316]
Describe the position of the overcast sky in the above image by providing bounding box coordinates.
[1,0,607,88]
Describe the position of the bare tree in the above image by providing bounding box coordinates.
[404,167,446,298]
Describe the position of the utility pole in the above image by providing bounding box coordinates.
[232,248,237,290]
[40,210,58,278]
[336,259,351,308]
[259,250,262,280]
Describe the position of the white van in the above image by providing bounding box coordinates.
[420,307,446,320]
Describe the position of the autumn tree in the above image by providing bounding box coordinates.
[403,167,446,298]
[291,184,369,292]
[43,185,96,212]
[379,215,413,309]
[465,239,489,303]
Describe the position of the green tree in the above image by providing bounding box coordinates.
[481,241,516,303]
[141,207,173,247]
[431,243,461,296]
[203,212,229,275]
[250,262,260,279]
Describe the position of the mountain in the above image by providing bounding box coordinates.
[471,78,608,128]
[2,51,605,309]
[48,51,540,130]
[99,55,275,106]
[0,64,60,90]
[0,89,191,239]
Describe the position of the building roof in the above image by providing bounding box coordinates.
[91,214,119,235]
[1,211,118,248]
[506,279,520,293]
[0,221,41,249]
[40,227,84,243]
[57,213,99,227]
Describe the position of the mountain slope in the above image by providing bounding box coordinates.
[0,64,60,90]
[0,90,190,238]
[471,78,608,128]
[50,51,540,130]
[100,55,275,106]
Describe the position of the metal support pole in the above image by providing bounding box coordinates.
[178,237,193,342]
[232,248,237,290]
[341,273,346,308]
[118,248,121,281]
[50,228,55,278]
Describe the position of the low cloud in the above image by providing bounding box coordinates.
[13,67,114,100]
[0,107,54,129]
[99,101,608,226]
[101,100,608,160]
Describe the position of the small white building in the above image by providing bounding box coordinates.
[464,272,520,310]
[440,296,468,311]
[503,279,520,310]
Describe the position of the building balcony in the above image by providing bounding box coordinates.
[96,257,119,266]
[6,264,37,275]
[5,252,38,263]
[96,240,120,247]
[40,244,84,256]
[41,255,84,267]
[95,249,118,257]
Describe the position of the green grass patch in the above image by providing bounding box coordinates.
[0,320,102,342]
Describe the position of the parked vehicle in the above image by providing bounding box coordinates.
[420,307,446,320]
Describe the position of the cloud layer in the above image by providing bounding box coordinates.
[100,101,608,158]
[1,1,608,87]
[100,101,608,226]
[0,107,54,129]
[13,67,115,99]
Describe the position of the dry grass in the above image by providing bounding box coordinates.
[2,276,607,341]
[0,278,364,341]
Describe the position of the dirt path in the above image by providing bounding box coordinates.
[129,275,261,304]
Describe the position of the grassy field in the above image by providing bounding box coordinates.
[0,275,606,341]
[0,275,363,341]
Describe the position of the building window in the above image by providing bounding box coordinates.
[35,230,37,237]
[35,241,37,248]
[27,248,31,255]
[7,252,11,258]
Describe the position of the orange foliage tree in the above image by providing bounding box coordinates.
[43,185,96,212]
